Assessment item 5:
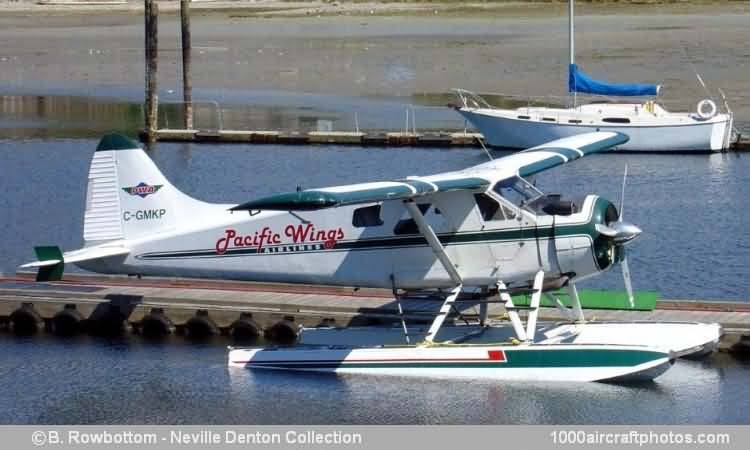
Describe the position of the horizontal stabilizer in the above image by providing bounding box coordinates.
[20,259,62,268]
[59,246,130,264]
[20,245,130,281]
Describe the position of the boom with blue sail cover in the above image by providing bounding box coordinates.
[569,64,660,97]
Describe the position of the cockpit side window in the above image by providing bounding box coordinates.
[493,176,544,209]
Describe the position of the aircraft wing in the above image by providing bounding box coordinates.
[230,177,491,211]
[469,131,629,179]
[230,132,627,212]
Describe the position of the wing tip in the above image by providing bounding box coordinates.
[610,131,630,147]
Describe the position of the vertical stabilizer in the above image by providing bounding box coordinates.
[83,134,218,246]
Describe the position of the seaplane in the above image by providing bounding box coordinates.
[21,132,720,382]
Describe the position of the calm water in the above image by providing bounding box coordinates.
[1,335,749,425]
[1,95,750,424]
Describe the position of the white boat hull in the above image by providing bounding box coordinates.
[228,344,673,383]
[458,108,733,152]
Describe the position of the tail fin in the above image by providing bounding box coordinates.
[83,134,213,245]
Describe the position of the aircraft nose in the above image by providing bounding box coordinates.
[611,221,642,244]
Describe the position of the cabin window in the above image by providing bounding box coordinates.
[568,119,582,124]
[474,194,515,221]
[393,203,430,235]
[517,115,531,120]
[542,117,556,122]
[602,117,630,124]
[352,205,384,228]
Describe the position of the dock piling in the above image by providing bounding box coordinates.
[180,0,193,130]
[144,0,159,141]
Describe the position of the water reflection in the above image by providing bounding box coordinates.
[0,328,743,424]
[0,95,141,138]
[0,93,466,139]
[222,356,727,424]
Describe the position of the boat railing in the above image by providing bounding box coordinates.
[452,88,494,109]
[452,88,573,111]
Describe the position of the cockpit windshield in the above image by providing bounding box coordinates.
[493,176,545,210]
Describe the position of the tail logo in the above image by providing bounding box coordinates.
[122,182,163,198]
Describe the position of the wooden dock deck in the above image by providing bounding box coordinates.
[1,273,749,352]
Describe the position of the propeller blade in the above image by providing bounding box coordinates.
[595,223,618,237]
[596,222,642,243]
[619,164,628,221]
[622,256,635,308]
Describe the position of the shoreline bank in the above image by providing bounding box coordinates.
[2,1,750,20]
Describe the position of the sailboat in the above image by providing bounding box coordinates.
[454,0,736,152]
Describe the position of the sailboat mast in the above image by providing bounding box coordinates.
[569,0,576,107]
[569,0,574,66]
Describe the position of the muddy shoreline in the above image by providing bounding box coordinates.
[0,2,748,130]
[3,1,750,21]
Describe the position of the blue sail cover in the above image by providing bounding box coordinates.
[568,64,659,96]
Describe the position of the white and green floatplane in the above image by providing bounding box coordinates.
[20,132,714,382]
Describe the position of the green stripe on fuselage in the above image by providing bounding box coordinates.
[139,198,613,269]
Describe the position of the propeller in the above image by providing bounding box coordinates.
[593,165,640,307]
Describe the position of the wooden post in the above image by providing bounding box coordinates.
[144,0,159,140]
[180,0,193,130]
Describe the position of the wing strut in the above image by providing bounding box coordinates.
[403,200,462,285]
[403,200,463,343]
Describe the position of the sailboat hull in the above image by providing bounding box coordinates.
[458,108,733,152]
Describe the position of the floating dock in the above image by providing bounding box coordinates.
[139,128,750,151]
[141,129,483,148]
[1,273,749,353]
